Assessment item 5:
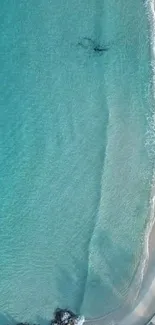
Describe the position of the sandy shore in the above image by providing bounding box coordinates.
[85,2,155,324]
[85,195,155,325]
[118,218,155,325]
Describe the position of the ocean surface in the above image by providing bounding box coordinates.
[0,0,154,323]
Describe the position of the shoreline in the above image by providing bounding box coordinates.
[85,185,155,325]
[86,1,155,324]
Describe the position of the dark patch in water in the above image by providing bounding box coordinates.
[78,37,109,55]
[15,309,80,325]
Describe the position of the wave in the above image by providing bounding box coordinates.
[115,0,155,311]
[126,0,155,304]
[85,0,155,321]
[143,0,155,276]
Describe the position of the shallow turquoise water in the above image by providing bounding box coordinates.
[0,0,154,323]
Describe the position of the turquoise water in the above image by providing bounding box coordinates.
[0,0,154,323]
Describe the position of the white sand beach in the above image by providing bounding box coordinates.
[84,193,155,325]
[85,230,155,325]
[119,223,155,325]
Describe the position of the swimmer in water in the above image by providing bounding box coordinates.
[78,37,108,54]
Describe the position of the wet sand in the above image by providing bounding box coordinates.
[85,194,155,325]
[119,218,155,325]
